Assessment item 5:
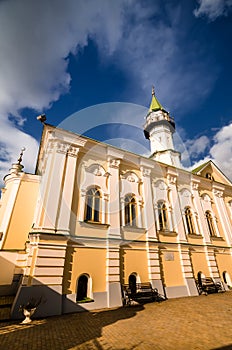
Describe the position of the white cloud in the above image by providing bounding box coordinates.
[189,123,232,181]
[194,0,232,21]
[0,0,126,118]
[186,135,210,158]
[0,0,126,186]
[209,123,232,179]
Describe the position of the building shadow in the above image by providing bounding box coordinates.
[0,304,144,349]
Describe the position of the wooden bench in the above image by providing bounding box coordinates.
[122,282,165,305]
[195,277,224,295]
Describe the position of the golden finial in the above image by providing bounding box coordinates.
[17,147,26,165]
[152,85,155,96]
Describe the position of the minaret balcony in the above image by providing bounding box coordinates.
[144,111,175,131]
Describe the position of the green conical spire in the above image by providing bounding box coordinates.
[149,86,167,112]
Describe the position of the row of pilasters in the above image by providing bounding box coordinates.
[11,233,67,319]
[212,187,232,245]
[33,139,81,234]
[206,248,220,279]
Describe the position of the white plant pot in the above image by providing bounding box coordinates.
[21,307,36,324]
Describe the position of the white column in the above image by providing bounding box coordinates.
[179,247,198,296]
[57,146,79,234]
[193,212,200,235]
[147,247,165,295]
[32,144,54,229]
[102,193,109,225]
[213,188,232,244]
[205,248,220,279]
[120,197,125,227]
[140,167,157,240]
[167,206,174,232]
[167,171,186,241]
[212,214,220,238]
[147,247,161,281]
[107,158,121,238]
[106,244,122,308]
[42,141,68,232]
[154,205,160,231]
[182,210,188,235]
[191,179,211,243]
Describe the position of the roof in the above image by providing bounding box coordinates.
[191,161,210,174]
[192,160,232,186]
[149,86,168,114]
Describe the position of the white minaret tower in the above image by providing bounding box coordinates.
[144,86,181,167]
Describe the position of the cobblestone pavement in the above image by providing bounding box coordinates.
[0,292,232,350]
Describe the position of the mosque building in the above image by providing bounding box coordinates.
[0,89,232,318]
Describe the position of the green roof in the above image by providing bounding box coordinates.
[191,161,210,174]
[149,87,167,112]
[149,95,165,111]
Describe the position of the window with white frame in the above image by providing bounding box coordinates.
[125,194,137,226]
[205,210,217,237]
[84,187,101,222]
[157,201,168,231]
[184,207,195,234]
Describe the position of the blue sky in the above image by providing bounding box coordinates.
[0,0,232,185]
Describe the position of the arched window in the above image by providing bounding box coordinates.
[184,207,195,234]
[76,274,88,302]
[125,195,137,226]
[128,273,137,295]
[158,201,168,230]
[205,211,216,237]
[85,187,101,222]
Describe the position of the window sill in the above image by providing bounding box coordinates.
[122,226,146,233]
[188,234,202,239]
[158,230,177,237]
[211,236,224,241]
[80,221,110,229]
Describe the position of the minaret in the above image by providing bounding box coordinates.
[144,86,181,167]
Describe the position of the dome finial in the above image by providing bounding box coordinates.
[17,147,26,165]
[152,85,155,96]
[9,147,26,175]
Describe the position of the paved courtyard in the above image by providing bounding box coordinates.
[0,292,231,350]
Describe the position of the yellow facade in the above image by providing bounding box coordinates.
[161,250,185,287]
[63,247,107,294]
[122,248,149,283]
[191,252,211,277]
[3,179,39,250]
